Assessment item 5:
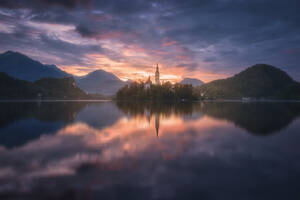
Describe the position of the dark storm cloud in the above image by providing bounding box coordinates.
[38,34,105,65]
[0,29,107,66]
[0,0,300,80]
[75,24,97,38]
[0,0,91,9]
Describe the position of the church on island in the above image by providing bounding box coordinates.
[145,64,160,89]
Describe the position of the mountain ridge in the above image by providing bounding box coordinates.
[0,51,70,81]
[0,72,88,99]
[1,51,300,99]
[196,64,300,100]
[0,51,127,95]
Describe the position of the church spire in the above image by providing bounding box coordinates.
[155,63,160,85]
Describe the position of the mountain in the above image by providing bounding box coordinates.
[126,79,134,84]
[196,64,300,100]
[0,72,88,99]
[76,70,125,95]
[180,78,204,86]
[0,51,69,81]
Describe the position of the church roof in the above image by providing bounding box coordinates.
[145,76,152,84]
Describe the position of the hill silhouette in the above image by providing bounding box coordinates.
[196,64,300,100]
[0,51,69,81]
[0,72,88,99]
[0,51,126,95]
[76,70,125,95]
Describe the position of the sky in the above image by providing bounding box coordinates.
[0,0,300,82]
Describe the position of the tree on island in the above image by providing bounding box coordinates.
[116,81,197,101]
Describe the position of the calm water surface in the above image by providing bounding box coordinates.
[0,101,300,199]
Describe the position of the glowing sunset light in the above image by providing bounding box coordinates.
[0,0,300,198]
[1,0,299,84]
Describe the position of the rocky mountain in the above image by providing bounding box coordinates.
[0,72,88,99]
[180,78,204,86]
[196,64,300,100]
[76,70,125,95]
[0,51,69,81]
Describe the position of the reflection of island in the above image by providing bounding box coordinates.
[0,102,87,127]
[155,113,160,137]
[201,102,300,135]
[116,101,203,137]
[116,101,202,117]
[116,101,300,136]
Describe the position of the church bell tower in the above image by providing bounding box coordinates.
[155,64,160,85]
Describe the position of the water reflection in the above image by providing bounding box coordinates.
[201,102,300,135]
[117,101,300,136]
[0,101,300,199]
[0,102,88,148]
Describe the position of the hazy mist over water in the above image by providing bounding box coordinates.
[0,101,300,199]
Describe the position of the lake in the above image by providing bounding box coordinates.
[0,101,300,200]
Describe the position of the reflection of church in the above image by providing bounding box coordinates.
[145,64,160,89]
[155,113,160,138]
[145,111,160,138]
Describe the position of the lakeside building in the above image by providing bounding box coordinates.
[145,64,160,88]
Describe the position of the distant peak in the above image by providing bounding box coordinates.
[1,51,29,59]
[180,77,204,86]
[242,64,289,75]
[250,63,278,69]
[82,69,121,81]
[2,50,18,55]
[182,78,202,81]
[87,69,112,77]
[92,69,107,74]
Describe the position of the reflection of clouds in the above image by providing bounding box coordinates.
[0,114,228,187]
[1,105,300,199]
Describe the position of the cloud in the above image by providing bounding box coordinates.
[0,0,92,9]
[0,0,300,81]
[75,24,97,38]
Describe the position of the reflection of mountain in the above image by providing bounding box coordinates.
[2,101,299,149]
[76,103,124,130]
[116,101,300,135]
[201,102,300,135]
[0,101,125,148]
[0,102,88,148]
[1,102,300,200]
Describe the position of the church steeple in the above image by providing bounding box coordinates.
[155,64,160,85]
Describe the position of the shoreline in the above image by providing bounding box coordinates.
[0,99,300,103]
[0,99,112,102]
[202,99,300,103]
